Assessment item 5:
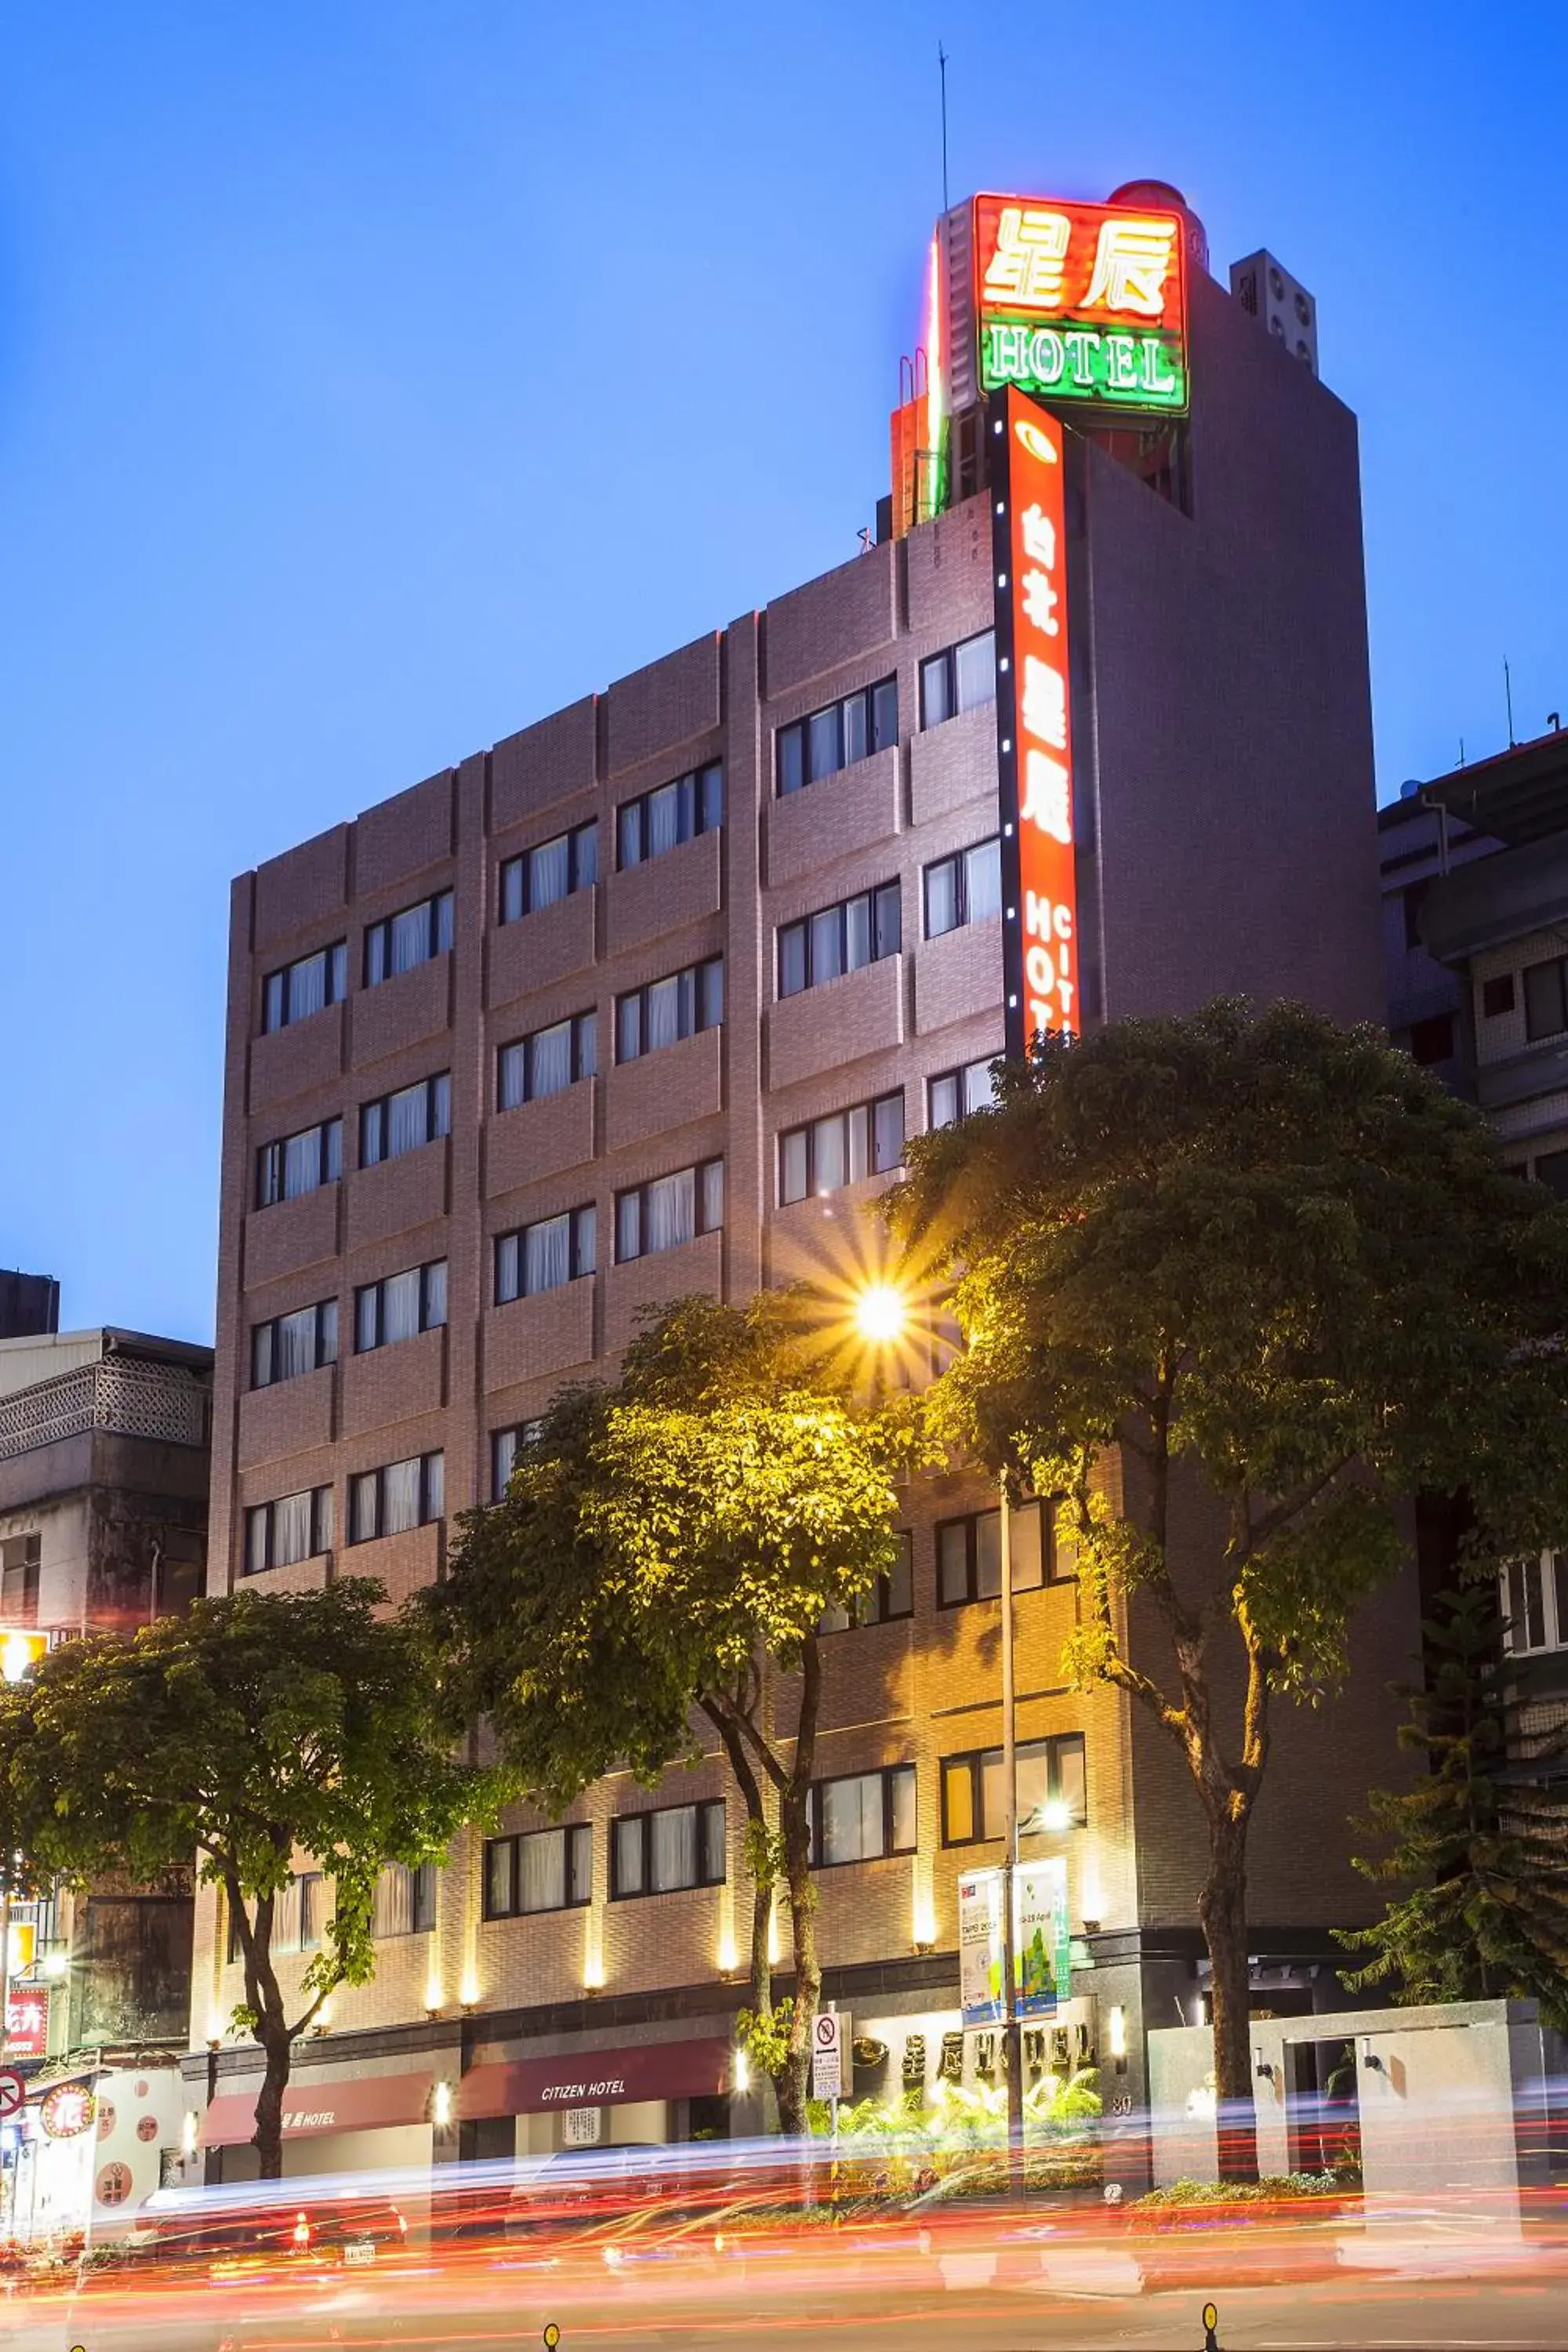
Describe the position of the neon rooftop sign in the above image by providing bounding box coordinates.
[972,194,1189,415]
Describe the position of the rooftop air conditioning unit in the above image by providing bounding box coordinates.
[1229,249,1318,376]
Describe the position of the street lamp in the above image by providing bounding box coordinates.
[854,1283,908,1345]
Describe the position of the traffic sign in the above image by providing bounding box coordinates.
[0,2068,25,2121]
[810,2009,848,2102]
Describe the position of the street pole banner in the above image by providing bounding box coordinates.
[959,1869,1005,2026]
[963,1862,1071,2025]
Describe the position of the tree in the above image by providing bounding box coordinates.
[1340,1581,1568,2022]
[427,1294,910,2134]
[3,1581,485,2177]
[885,999,1568,2175]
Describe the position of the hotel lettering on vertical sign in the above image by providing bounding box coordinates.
[990,387,1080,1057]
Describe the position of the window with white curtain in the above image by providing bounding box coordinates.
[610,1799,725,1898]
[491,1420,546,1498]
[924,837,1003,938]
[483,1824,592,1919]
[252,1298,338,1388]
[920,628,996,729]
[778,884,901,999]
[355,1261,446,1353]
[941,1733,1087,1844]
[256,1119,342,1209]
[776,679,898,797]
[1502,1552,1568,1654]
[614,1161,723,1262]
[808,1766,916,1866]
[371,1862,437,1937]
[364,891,453,986]
[262,942,348,1034]
[936,1501,1065,1606]
[615,960,723,1062]
[779,1094,904,1203]
[928,1056,1000,1129]
[495,1209,596,1305]
[348,1453,444,1544]
[243,1487,334,1575]
[499,823,597,923]
[497,1012,597,1109]
[360,1074,451,1167]
[616,764,724,869]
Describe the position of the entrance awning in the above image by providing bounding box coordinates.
[461,2036,729,2118]
[199,2070,435,2147]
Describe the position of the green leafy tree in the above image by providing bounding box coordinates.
[1341,1581,1568,2020]
[427,1294,910,2136]
[886,1000,1568,2175]
[2,1581,485,2177]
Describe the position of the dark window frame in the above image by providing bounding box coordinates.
[615,958,724,1062]
[614,1160,724,1263]
[497,1012,597,1110]
[482,1823,593,1921]
[495,1207,597,1305]
[616,763,724,871]
[777,884,902,1000]
[928,1056,1000,1130]
[261,942,348,1035]
[354,1260,448,1353]
[1481,972,1516,1019]
[242,1486,334,1577]
[935,1500,1065,1608]
[255,1118,343,1210]
[807,1763,917,1867]
[818,1534,915,1633]
[609,1798,726,1900]
[363,891,454,988]
[924,836,1003,939]
[775,678,898,798]
[359,1073,452,1169]
[251,1298,339,1390]
[940,1733,1088,1846]
[372,1861,437,1938]
[920,628,996,731]
[499,823,598,924]
[779,1093,905,1205]
[347,1452,445,1545]
[491,1419,546,1499]
[1524,955,1568,1044]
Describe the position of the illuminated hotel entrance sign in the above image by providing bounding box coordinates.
[990,387,1080,1056]
[973,194,1188,416]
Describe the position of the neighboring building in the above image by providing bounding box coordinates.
[0,1324,212,2238]
[191,180,1410,2184]
[0,1272,60,1341]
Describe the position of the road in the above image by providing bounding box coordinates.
[8,2228,1568,2352]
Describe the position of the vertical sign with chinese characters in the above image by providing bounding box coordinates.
[991,388,1080,1058]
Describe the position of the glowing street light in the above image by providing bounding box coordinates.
[855,1283,908,1345]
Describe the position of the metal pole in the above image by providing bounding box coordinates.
[999,1491,1024,2194]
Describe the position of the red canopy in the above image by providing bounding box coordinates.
[460,2037,729,2118]
[198,2070,434,2147]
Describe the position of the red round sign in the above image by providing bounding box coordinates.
[0,2071,24,2122]
[96,2161,132,2207]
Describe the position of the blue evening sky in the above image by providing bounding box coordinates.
[3,1,1564,1343]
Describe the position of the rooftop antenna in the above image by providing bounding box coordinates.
[938,43,949,213]
[1504,657,1515,747]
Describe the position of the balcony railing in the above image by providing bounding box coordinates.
[0,1358,208,1463]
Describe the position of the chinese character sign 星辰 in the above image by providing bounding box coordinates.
[993,389,1079,1055]
[973,194,1188,414]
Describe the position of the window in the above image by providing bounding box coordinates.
[1524,956,1568,1043]
[354,1261,447,1352]
[364,891,453,986]
[484,1824,592,1919]
[1504,1553,1568,1654]
[808,1766,916,1867]
[498,1013,597,1109]
[255,1118,342,1209]
[262,942,347,1034]
[1482,972,1517,1019]
[1408,1012,1456,1066]
[924,837,1003,938]
[928,1057,1000,1129]
[611,1798,725,1897]
[372,1862,437,1938]
[0,1534,40,1627]
[495,1207,596,1302]
[252,1299,338,1388]
[776,680,898,797]
[1402,878,1432,950]
[491,1420,545,1499]
[617,960,723,1061]
[500,823,597,923]
[778,886,900,1000]
[941,1734,1087,1845]
[348,1453,444,1544]
[360,1073,451,1167]
[779,1094,904,1204]
[819,1534,914,1632]
[275,1872,327,1955]
[615,1161,724,1261]
[937,1501,1066,1607]
[1534,1150,1568,1200]
[920,629,996,729]
[617,764,723,869]
[244,1487,334,1576]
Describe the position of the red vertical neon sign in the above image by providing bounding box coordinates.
[992,387,1079,1053]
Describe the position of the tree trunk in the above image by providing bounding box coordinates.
[1198,1804,1257,2183]
[251,2022,293,2181]
[774,1782,818,2140]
